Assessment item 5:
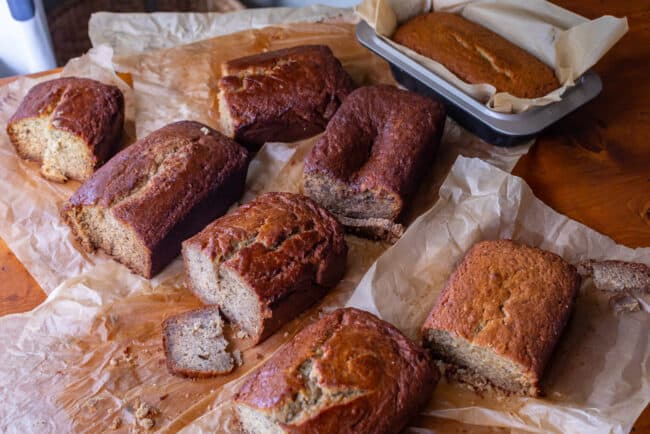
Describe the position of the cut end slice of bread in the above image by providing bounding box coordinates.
[183,243,261,339]
[8,116,97,182]
[61,204,151,277]
[332,213,404,244]
[162,306,235,378]
[424,328,538,396]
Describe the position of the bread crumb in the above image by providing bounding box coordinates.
[233,350,243,366]
[110,358,118,366]
[610,293,641,313]
[235,330,248,339]
[135,402,151,419]
[283,331,289,338]
[139,418,154,430]
[200,126,210,135]
[109,417,121,430]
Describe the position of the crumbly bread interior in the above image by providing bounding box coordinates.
[9,115,95,183]
[425,328,533,395]
[217,88,234,137]
[163,308,234,375]
[304,174,399,221]
[183,244,260,337]
[332,213,404,243]
[63,205,150,276]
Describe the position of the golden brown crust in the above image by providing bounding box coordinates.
[235,308,438,434]
[394,13,560,98]
[218,45,355,151]
[7,77,124,166]
[62,121,249,277]
[303,85,445,222]
[422,240,580,393]
[182,192,347,342]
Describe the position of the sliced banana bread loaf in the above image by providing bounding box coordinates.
[7,77,124,182]
[234,307,438,434]
[182,192,347,344]
[163,306,234,378]
[303,85,445,242]
[218,45,355,151]
[422,240,580,396]
[61,121,249,278]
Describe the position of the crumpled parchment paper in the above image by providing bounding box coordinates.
[356,0,628,113]
[0,14,535,433]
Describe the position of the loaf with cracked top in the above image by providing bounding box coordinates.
[393,12,560,98]
[422,240,580,396]
[7,77,124,182]
[182,192,347,344]
[218,45,355,151]
[303,84,445,242]
[61,120,249,278]
[234,307,438,434]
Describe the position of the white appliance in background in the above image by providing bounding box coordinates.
[0,0,56,77]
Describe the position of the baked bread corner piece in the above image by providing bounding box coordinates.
[422,240,580,396]
[217,44,355,151]
[7,77,124,182]
[303,84,445,241]
[182,192,347,344]
[234,307,438,434]
[61,120,249,278]
[163,306,234,377]
[393,12,560,99]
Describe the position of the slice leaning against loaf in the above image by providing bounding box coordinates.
[61,121,249,278]
[422,240,580,396]
[163,306,234,377]
[7,77,124,182]
[234,307,439,434]
[182,192,347,344]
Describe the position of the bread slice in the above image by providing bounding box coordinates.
[577,259,650,292]
[422,240,580,396]
[61,121,249,278]
[234,308,438,434]
[182,192,347,344]
[7,77,124,182]
[333,213,404,243]
[162,306,234,377]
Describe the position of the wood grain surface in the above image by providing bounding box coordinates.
[0,0,648,431]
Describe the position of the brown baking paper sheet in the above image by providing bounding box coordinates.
[0,16,535,432]
[356,0,628,113]
[347,156,650,434]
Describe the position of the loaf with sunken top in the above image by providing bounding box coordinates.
[234,307,438,434]
[393,12,560,98]
[182,192,347,344]
[61,121,249,278]
[303,85,445,242]
[422,240,580,396]
[218,45,355,151]
[7,77,124,182]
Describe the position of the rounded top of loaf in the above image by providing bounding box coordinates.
[235,307,438,433]
[9,76,125,150]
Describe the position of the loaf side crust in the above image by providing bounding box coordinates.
[394,12,560,98]
[235,307,438,434]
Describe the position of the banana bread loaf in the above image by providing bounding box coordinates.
[393,12,560,98]
[7,77,124,182]
[218,45,355,151]
[61,121,249,278]
[234,307,438,434]
[422,240,580,396]
[303,85,445,242]
[182,192,347,344]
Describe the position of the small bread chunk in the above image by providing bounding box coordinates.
[163,306,234,377]
[218,45,354,151]
[303,85,445,242]
[61,121,249,278]
[182,192,347,344]
[234,308,438,434]
[422,240,580,396]
[577,259,650,293]
[7,77,124,182]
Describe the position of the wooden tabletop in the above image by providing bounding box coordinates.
[0,0,648,431]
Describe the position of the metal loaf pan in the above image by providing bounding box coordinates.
[356,20,602,147]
